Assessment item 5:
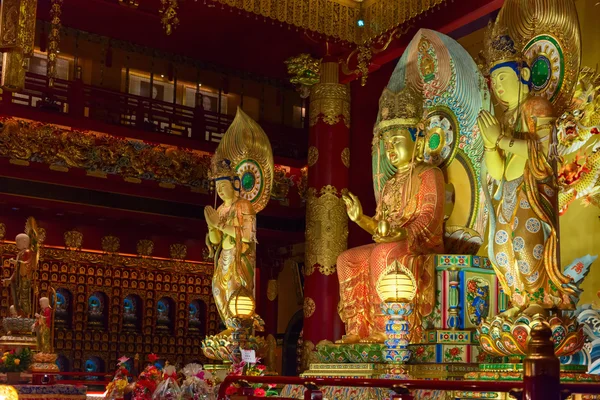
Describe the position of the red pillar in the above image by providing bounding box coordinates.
[302,58,349,366]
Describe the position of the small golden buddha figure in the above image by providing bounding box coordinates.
[337,85,445,343]
[204,158,258,332]
[478,25,576,313]
[32,297,53,354]
[3,233,34,317]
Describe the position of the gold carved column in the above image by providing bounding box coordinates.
[302,58,350,367]
[0,0,37,91]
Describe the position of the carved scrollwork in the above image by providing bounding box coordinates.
[137,240,154,257]
[101,236,120,254]
[64,230,83,250]
[309,83,351,128]
[303,297,316,318]
[307,147,319,167]
[266,279,278,301]
[341,147,350,168]
[305,185,349,276]
[169,243,187,260]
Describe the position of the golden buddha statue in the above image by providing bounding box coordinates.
[337,85,445,343]
[204,108,273,335]
[478,23,576,312]
[3,218,42,319]
[205,158,258,331]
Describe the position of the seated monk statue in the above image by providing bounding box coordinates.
[337,85,446,344]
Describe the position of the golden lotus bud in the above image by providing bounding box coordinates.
[377,219,390,237]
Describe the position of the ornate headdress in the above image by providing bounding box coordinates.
[209,157,239,188]
[375,85,424,137]
[481,21,529,75]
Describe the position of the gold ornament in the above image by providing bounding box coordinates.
[285,54,321,96]
[118,0,139,7]
[300,339,318,373]
[266,280,278,301]
[0,0,37,91]
[303,263,315,277]
[303,297,316,318]
[307,147,319,167]
[305,185,349,276]
[2,242,211,274]
[297,166,308,201]
[209,0,440,44]
[137,240,154,257]
[0,222,5,241]
[271,166,293,201]
[309,83,351,128]
[0,118,213,190]
[159,0,179,35]
[214,108,274,213]
[47,0,63,87]
[376,85,424,133]
[169,243,187,260]
[341,148,350,168]
[101,236,120,253]
[64,231,83,250]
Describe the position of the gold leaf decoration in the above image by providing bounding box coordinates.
[0,223,5,241]
[341,148,350,168]
[303,263,315,277]
[64,231,83,250]
[303,297,316,318]
[307,146,319,167]
[169,243,187,260]
[309,83,350,128]
[210,0,443,44]
[101,235,120,254]
[0,118,212,191]
[266,279,278,301]
[137,239,154,257]
[305,185,348,276]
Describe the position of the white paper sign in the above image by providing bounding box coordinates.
[241,349,256,363]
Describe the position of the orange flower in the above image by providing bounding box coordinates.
[14,359,21,365]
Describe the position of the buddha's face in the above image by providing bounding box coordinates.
[216,179,236,201]
[384,128,416,168]
[490,65,529,105]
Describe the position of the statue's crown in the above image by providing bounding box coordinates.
[209,157,237,181]
[376,85,424,132]
[482,20,524,72]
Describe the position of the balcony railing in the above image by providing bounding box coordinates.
[217,375,600,400]
[0,72,307,160]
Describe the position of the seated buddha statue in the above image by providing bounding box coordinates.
[477,24,576,313]
[337,85,446,344]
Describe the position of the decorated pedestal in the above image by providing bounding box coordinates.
[470,312,600,384]
[0,318,37,351]
[425,255,506,331]
[30,352,60,373]
[407,255,505,379]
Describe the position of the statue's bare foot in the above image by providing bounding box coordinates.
[335,334,361,344]
[360,332,386,344]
